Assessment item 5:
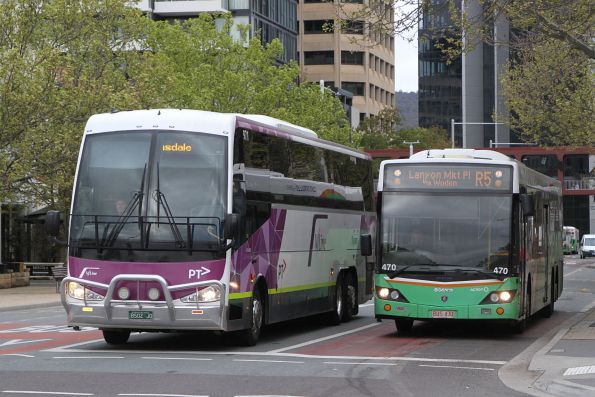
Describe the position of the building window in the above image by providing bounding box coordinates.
[343,20,364,34]
[304,50,334,65]
[304,20,332,34]
[521,155,560,178]
[341,81,365,96]
[341,51,364,65]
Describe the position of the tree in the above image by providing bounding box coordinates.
[501,40,595,146]
[130,15,353,143]
[0,0,149,211]
[336,0,594,60]
[358,108,450,149]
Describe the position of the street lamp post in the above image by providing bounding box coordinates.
[403,140,420,157]
[450,119,507,148]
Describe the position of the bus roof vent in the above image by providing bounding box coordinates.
[413,149,511,161]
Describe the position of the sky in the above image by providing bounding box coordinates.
[394,34,418,93]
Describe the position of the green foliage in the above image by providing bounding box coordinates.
[358,108,450,150]
[501,40,595,146]
[0,7,352,211]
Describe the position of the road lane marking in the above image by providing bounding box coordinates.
[267,322,381,353]
[52,356,124,359]
[233,359,304,364]
[324,361,398,366]
[141,357,213,361]
[118,394,208,397]
[565,268,583,277]
[1,353,34,358]
[2,392,93,396]
[564,365,595,376]
[418,364,495,371]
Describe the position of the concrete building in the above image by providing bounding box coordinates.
[298,0,395,126]
[136,0,299,63]
[418,0,510,148]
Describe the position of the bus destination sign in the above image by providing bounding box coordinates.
[384,164,512,191]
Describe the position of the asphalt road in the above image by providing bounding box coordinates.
[1,256,594,397]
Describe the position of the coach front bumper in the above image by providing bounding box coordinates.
[60,274,227,331]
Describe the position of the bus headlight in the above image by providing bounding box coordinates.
[67,282,104,301]
[481,290,516,304]
[181,286,221,303]
[375,286,408,302]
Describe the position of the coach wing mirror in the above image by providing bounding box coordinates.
[46,210,61,237]
[224,213,239,241]
[360,234,372,257]
[520,193,535,217]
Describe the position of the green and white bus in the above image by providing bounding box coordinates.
[375,149,563,333]
[563,226,579,255]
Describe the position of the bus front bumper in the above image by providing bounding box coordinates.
[60,275,228,331]
[374,299,520,321]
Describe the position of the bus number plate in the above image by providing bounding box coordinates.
[129,311,153,320]
[431,310,455,319]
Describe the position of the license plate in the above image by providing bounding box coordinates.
[431,310,455,319]
[129,311,153,320]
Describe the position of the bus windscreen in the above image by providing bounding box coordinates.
[384,164,513,192]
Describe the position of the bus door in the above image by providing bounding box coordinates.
[542,205,550,302]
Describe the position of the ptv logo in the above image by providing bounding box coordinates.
[188,267,211,279]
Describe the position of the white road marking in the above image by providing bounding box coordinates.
[233,359,304,364]
[1,353,34,358]
[0,339,52,347]
[324,361,398,366]
[52,356,124,359]
[2,392,93,396]
[267,322,381,353]
[141,357,212,361]
[118,394,208,397]
[565,267,583,277]
[564,365,595,376]
[418,364,495,371]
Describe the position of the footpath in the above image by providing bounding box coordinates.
[1,280,595,396]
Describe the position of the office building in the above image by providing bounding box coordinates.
[298,0,395,125]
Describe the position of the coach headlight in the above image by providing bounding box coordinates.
[66,281,104,301]
[480,290,516,304]
[375,286,408,302]
[181,285,221,303]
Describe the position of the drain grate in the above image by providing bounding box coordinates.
[564,366,595,376]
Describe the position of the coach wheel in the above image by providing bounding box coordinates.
[239,287,264,346]
[394,318,414,335]
[514,288,531,334]
[341,274,356,323]
[325,275,344,326]
[542,279,555,318]
[102,329,130,345]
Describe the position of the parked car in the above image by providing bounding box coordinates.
[579,234,595,259]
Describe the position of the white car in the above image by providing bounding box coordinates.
[579,234,595,259]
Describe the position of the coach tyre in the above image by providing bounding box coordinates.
[239,287,264,346]
[341,273,356,322]
[102,329,131,345]
[395,318,414,334]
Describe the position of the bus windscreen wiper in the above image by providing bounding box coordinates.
[103,164,146,249]
[386,264,434,278]
[154,161,185,249]
[445,267,503,279]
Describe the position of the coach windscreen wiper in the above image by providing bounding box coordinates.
[153,161,185,249]
[102,164,146,249]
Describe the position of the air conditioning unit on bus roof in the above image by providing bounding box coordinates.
[414,149,512,161]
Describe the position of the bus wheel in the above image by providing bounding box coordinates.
[341,274,356,323]
[542,282,555,318]
[239,288,264,346]
[394,318,413,335]
[325,276,344,325]
[102,329,130,345]
[514,291,531,334]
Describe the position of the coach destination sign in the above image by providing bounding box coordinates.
[384,164,512,191]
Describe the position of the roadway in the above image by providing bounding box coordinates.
[1,255,594,397]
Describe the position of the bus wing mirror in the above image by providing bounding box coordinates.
[224,213,239,240]
[360,234,372,257]
[46,210,61,237]
[520,194,535,217]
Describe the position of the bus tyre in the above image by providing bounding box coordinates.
[542,283,555,318]
[239,288,264,346]
[102,329,130,345]
[341,274,356,323]
[325,276,344,326]
[394,318,413,335]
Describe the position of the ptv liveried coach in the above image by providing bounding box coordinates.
[374,149,563,333]
[47,109,375,346]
